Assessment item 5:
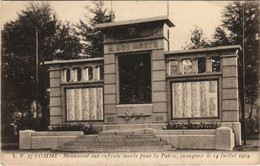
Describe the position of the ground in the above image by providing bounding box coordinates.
[233,135,260,151]
[1,135,259,151]
[1,136,259,165]
[1,149,259,165]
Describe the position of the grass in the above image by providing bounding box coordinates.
[233,134,259,151]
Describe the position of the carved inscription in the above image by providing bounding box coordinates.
[106,116,115,123]
[155,115,164,122]
[108,40,159,53]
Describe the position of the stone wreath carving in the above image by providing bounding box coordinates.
[118,110,150,122]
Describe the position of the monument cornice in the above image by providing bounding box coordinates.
[103,36,166,45]
[96,15,175,29]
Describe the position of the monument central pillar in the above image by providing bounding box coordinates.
[96,16,175,128]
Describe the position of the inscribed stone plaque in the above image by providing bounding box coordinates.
[172,80,218,118]
[66,87,103,121]
[104,39,163,54]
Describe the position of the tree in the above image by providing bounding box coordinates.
[184,2,259,134]
[212,2,259,131]
[183,26,211,49]
[1,2,82,137]
[211,26,231,47]
[76,1,114,57]
[53,22,83,60]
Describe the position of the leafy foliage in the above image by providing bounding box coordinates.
[183,26,211,49]
[119,54,151,104]
[184,2,259,106]
[1,2,82,137]
[165,122,219,130]
[76,1,114,57]
[211,27,231,47]
[215,1,259,105]
[48,124,98,135]
[245,117,259,135]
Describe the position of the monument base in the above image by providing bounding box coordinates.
[220,122,241,146]
[102,123,167,131]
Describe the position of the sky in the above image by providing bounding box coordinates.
[1,1,230,50]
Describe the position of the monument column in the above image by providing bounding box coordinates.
[103,52,117,124]
[221,53,241,146]
[151,49,168,123]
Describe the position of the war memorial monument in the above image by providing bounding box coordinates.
[20,16,242,151]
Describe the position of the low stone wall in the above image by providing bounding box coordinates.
[154,127,235,151]
[19,130,83,150]
[20,127,235,151]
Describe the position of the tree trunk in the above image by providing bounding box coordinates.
[249,103,253,135]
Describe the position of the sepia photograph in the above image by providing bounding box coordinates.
[1,1,259,165]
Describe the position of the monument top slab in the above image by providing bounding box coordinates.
[95,16,175,29]
[165,45,242,56]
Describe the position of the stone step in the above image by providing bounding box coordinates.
[96,137,161,142]
[127,135,155,139]
[77,135,97,139]
[64,140,167,146]
[58,145,174,152]
[77,134,155,140]
[74,137,161,143]
[97,134,155,139]
[97,135,129,139]
[55,131,174,152]
[98,131,135,135]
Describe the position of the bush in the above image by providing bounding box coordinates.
[16,117,45,132]
[246,117,259,135]
[48,124,98,135]
[165,122,219,130]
